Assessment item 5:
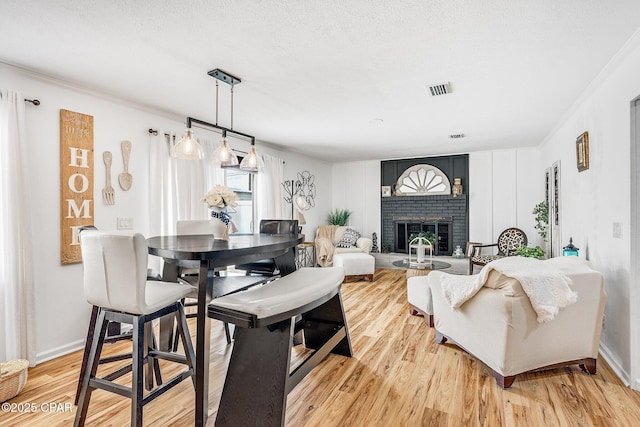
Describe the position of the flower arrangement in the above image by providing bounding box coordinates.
[202,185,238,233]
[202,185,239,209]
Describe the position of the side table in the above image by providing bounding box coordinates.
[296,242,316,268]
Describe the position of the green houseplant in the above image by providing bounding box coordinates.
[327,209,351,226]
[515,245,545,259]
[408,230,437,247]
[533,201,549,241]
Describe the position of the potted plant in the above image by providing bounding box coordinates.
[533,201,549,241]
[408,230,437,247]
[515,245,545,259]
[327,209,351,226]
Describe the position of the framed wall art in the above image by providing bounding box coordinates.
[576,131,589,172]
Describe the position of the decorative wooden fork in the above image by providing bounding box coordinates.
[102,151,115,205]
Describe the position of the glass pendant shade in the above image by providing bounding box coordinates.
[171,128,204,160]
[211,137,239,168]
[239,144,264,173]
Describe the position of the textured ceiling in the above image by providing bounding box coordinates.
[2,1,640,161]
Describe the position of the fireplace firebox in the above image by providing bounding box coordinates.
[395,217,452,255]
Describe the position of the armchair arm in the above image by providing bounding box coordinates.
[355,237,372,253]
[472,243,497,257]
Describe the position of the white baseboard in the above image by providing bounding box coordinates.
[599,342,632,387]
[36,339,85,365]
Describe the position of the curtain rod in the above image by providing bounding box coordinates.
[24,98,40,105]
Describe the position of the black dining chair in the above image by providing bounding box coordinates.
[235,219,299,276]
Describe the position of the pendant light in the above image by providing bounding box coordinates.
[173,69,262,172]
[171,127,204,160]
[239,138,264,172]
[210,76,240,168]
[211,129,239,167]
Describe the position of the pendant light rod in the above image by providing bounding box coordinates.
[186,117,255,141]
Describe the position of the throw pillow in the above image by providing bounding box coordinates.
[337,228,360,248]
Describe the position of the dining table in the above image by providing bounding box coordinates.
[147,232,304,427]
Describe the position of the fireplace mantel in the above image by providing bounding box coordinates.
[393,215,453,222]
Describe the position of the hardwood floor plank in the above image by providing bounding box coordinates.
[3,269,640,427]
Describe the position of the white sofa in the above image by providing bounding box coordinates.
[428,257,606,388]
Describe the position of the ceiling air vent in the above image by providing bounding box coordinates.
[427,82,451,96]
[449,133,464,139]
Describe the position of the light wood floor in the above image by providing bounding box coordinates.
[3,269,640,426]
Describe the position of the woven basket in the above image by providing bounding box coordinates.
[0,359,29,403]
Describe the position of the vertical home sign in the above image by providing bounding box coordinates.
[60,109,94,264]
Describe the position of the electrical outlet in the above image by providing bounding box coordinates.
[117,217,133,230]
[613,222,622,239]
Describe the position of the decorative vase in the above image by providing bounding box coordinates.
[210,207,230,240]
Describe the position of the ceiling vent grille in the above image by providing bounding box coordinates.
[449,133,464,139]
[428,82,451,96]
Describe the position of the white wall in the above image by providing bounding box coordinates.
[265,146,332,241]
[0,64,332,363]
[331,161,381,241]
[469,148,543,250]
[538,31,640,388]
[331,151,541,256]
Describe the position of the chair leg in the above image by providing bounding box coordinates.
[175,303,197,389]
[435,330,448,344]
[131,315,145,427]
[580,358,597,374]
[144,322,154,391]
[75,305,100,406]
[224,322,232,344]
[152,334,163,386]
[494,372,516,389]
[74,309,108,426]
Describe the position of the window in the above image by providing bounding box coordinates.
[394,164,452,196]
[224,164,254,233]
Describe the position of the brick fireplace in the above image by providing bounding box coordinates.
[380,154,469,255]
[381,195,468,255]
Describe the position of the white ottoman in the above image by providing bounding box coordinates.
[407,274,434,326]
[332,253,375,282]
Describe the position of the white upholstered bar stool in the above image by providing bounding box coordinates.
[74,231,196,427]
[175,220,232,345]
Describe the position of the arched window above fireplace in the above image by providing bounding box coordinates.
[394,164,451,196]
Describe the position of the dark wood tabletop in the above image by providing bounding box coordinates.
[146,232,303,427]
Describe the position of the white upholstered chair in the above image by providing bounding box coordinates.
[429,257,606,388]
[175,220,231,345]
[74,231,196,427]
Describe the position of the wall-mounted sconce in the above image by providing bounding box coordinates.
[452,178,463,197]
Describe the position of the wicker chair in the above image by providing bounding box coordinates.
[468,228,527,274]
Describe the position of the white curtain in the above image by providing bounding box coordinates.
[256,153,286,227]
[0,90,36,365]
[148,130,223,237]
[150,132,284,236]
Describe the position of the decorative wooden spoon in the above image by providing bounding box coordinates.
[118,140,132,191]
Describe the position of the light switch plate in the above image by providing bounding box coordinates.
[117,217,133,230]
[613,222,622,239]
